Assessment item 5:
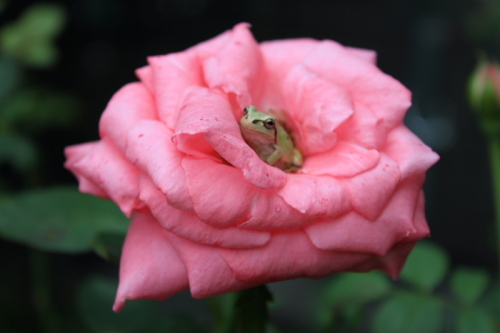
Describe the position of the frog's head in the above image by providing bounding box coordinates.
[240,105,277,138]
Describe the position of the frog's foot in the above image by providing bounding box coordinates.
[266,145,284,166]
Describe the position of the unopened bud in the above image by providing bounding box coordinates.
[468,57,500,137]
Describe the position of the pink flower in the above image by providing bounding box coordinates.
[64,23,439,312]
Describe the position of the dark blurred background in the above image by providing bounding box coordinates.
[1,0,499,332]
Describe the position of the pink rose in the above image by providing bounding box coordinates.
[64,23,439,312]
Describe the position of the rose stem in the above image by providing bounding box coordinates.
[488,137,500,272]
[29,249,61,333]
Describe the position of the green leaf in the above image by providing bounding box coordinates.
[78,275,202,333]
[1,88,79,132]
[90,232,126,263]
[19,4,66,39]
[0,187,129,253]
[318,271,392,329]
[0,4,65,68]
[455,308,496,333]
[0,56,21,103]
[399,241,450,291]
[450,267,490,305]
[225,285,273,333]
[0,134,38,171]
[373,292,445,333]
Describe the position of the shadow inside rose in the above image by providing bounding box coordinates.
[64,23,439,312]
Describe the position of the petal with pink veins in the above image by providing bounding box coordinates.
[126,120,192,211]
[147,50,203,130]
[383,126,440,180]
[219,231,371,283]
[139,174,271,248]
[202,23,263,111]
[303,40,411,129]
[305,175,424,256]
[282,64,354,155]
[113,213,189,312]
[98,82,157,152]
[65,138,141,216]
[277,173,350,218]
[342,153,401,221]
[166,232,258,298]
[173,86,287,189]
[300,141,379,178]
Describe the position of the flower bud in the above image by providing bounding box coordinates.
[468,57,500,136]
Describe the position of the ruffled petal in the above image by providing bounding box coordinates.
[345,47,377,64]
[239,187,309,230]
[113,213,189,312]
[125,120,193,212]
[300,141,379,178]
[303,40,411,129]
[65,139,141,216]
[277,173,350,218]
[139,174,271,248]
[305,175,424,256]
[342,153,401,220]
[219,231,371,283]
[64,142,108,198]
[173,86,287,189]
[182,158,254,227]
[336,101,387,149]
[383,126,440,180]
[259,39,318,109]
[202,23,264,111]
[282,64,354,155]
[99,82,157,151]
[147,50,203,129]
[166,232,257,298]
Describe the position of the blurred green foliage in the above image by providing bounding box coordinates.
[319,241,499,333]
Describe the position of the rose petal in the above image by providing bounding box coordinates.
[99,82,157,152]
[305,175,424,256]
[345,46,377,64]
[113,212,189,312]
[173,86,287,189]
[219,231,371,283]
[342,153,401,221]
[300,141,380,178]
[282,64,354,155]
[383,126,440,180]
[166,232,257,298]
[303,40,411,129]
[64,142,108,198]
[65,139,141,216]
[135,66,154,92]
[139,174,271,248]
[239,187,309,230]
[278,173,350,218]
[147,50,203,129]
[182,158,255,227]
[259,39,319,108]
[125,120,193,212]
[336,101,387,149]
[202,23,263,111]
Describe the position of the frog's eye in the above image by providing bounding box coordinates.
[264,119,276,129]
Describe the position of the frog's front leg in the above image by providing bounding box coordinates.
[266,144,284,165]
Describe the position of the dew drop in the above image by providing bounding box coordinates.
[275,206,281,212]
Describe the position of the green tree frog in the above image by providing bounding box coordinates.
[239,105,303,172]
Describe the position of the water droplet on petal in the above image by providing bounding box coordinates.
[275,206,281,212]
